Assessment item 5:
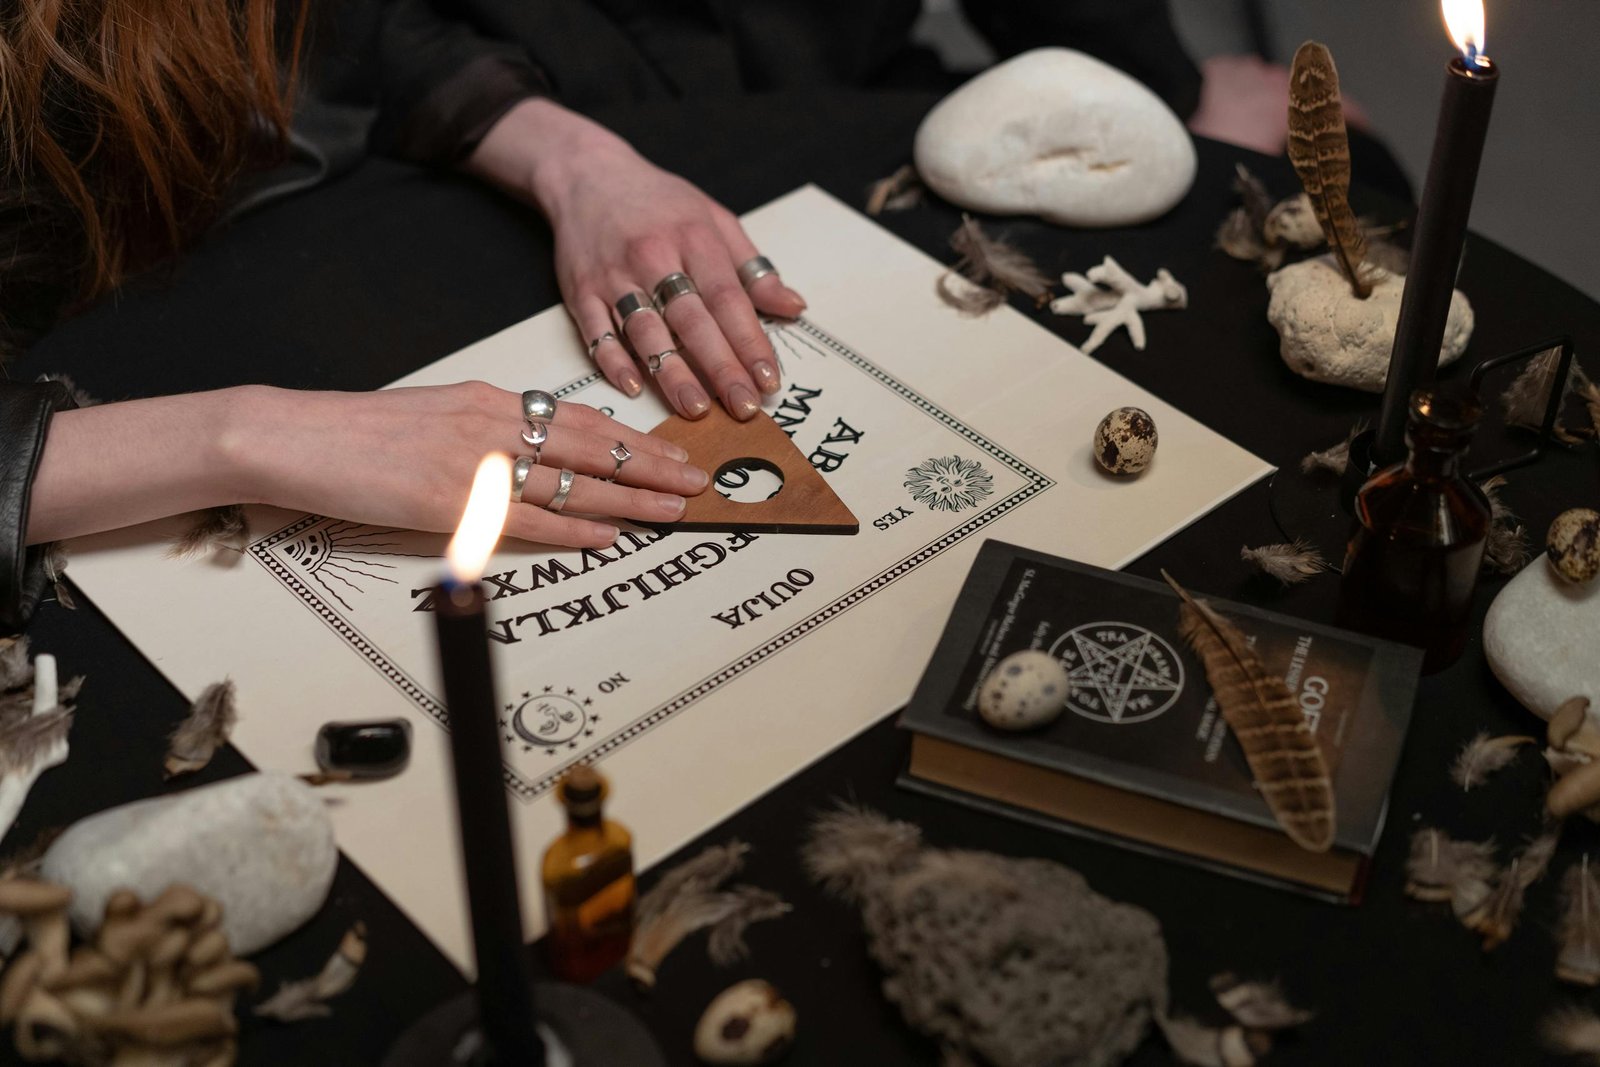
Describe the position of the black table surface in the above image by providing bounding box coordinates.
[12,92,1600,1066]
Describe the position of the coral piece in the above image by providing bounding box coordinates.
[1239,540,1328,585]
[1050,257,1186,354]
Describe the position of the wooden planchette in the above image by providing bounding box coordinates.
[647,407,859,534]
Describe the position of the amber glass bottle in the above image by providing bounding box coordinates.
[1336,391,1490,673]
[541,765,635,983]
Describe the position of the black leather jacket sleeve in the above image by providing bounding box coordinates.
[0,380,76,635]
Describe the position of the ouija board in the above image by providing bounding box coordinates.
[65,186,1272,971]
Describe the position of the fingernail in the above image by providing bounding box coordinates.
[687,466,709,490]
[751,362,780,395]
[620,372,643,397]
[787,287,808,310]
[596,525,620,544]
[666,443,690,462]
[658,494,687,517]
[727,384,760,420]
[678,386,710,418]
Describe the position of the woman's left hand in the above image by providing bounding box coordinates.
[468,98,808,422]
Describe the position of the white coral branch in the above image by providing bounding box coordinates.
[1049,256,1186,354]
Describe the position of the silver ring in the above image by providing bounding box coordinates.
[587,331,618,359]
[653,272,699,310]
[614,291,659,333]
[546,468,576,513]
[522,390,557,424]
[510,456,534,503]
[737,256,777,288]
[644,349,679,376]
[520,420,548,463]
[607,442,633,482]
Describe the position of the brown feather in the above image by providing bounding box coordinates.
[865,164,924,216]
[1558,855,1600,986]
[1239,540,1328,585]
[1463,828,1560,949]
[1478,476,1531,576]
[168,504,248,560]
[1300,421,1366,477]
[1543,1005,1600,1062]
[0,707,73,776]
[936,215,1051,317]
[1404,827,1497,907]
[1500,348,1593,444]
[164,680,237,778]
[1287,42,1370,297]
[1162,572,1336,852]
[1450,732,1535,791]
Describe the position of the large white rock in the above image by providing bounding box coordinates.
[1265,256,1473,392]
[41,772,336,954]
[913,48,1196,227]
[1484,558,1600,720]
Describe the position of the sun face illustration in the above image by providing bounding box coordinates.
[903,456,995,513]
[277,520,425,611]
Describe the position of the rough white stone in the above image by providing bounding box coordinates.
[1484,559,1600,720]
[41,772,336,954]
[978,651,1072,731]
[913,48,1196,227]
[1265,256,1473,392]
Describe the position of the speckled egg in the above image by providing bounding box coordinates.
[1094,406,1158,476]
[977,650,1071,731]
[694,980,796,1065]
[1547,508,1600,584]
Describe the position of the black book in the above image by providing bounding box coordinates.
[898,540,1423,903]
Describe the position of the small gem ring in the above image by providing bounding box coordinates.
[522,390,557,424]
[510,456,535,503]
[652,272,698,309]
[614,291,659,333]
[520,420,548,463]
[587,331,618,359]
[644,349,679,376]
[607,442,633,482]
[737,256,777,288]
[546,469,576,513]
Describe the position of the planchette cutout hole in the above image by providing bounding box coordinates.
[714,458,785,503]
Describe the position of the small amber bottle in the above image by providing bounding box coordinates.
[1336,390,1491,673]
[541,765,636,983]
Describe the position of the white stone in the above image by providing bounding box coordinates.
[978,650,1072,731]
[1484,559,1600,720]
[694,980,796,1066]
[1265,256,1473,392]
[913,48,1196,227]
[41,772,336,955]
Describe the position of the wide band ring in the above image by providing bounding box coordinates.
[547,469,576,513]
[614,291,659,333]
[522,389,557,425]
[520,419,548,463]
[652,272,698,309]
[644,349,679,376]
[510,456,535,503]
[736,256,778,288]
[607,443,633,483]
[587,331,618,359]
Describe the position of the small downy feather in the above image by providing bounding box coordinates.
[1542,1005,1600,1062]
[1478,476,1531,576]
[0,708,73,777]
[865,164,925,216]
[254,922,367,1022]
[1287,42,1370,297]
[41,544,73,611]
[1500,348,1593,444]
[1215,164,1288,271]
[169,504,248,560]
[936,215,1051,317]
[1559,855,1600,986]
[1404,828,1498,907]
[1163,572,1335,851]
[1299,422,1366,477]
[1239,540,1328,585]
[1157,1015,1270,1067]
[1582,380,1600,438]
[165,680,238,778]
[0,638,31,693]
[705,885,792,966]
[1210,973,1314,1030]
[1450,732,1535,791]
[1463,828,1560,949]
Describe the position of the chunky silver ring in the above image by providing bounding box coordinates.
[587,331,618,359]
[546,468,576,513]
[736,256,778,288]
[607,443,633,482]
[614,291,659,333]
[510,456,535,503]
[522,389,557,424]
[652,272,699,310]
[520,419,548,463]
[644,349,679,376]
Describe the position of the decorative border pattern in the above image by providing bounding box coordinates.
[251,318,1053,800]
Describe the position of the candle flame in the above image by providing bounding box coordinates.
[1442,0,1486,63]
[446,453,513,583]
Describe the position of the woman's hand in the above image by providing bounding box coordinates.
[467,98,807,421]
[29,383,709,549]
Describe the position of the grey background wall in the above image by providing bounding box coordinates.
[916,0,1600,300]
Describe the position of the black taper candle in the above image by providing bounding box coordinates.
[1374,54,1498,463]
[435,579,546,1064]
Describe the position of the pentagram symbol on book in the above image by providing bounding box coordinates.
[1051,622,1185,725]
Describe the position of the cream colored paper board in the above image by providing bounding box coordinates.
[65,186,1271,972]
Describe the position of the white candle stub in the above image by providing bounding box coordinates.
[31,654,58,714]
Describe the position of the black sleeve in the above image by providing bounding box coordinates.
[370,0,552,165]
[0,381,76,636]
[957,0,1203,120]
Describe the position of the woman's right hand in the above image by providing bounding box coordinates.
[29,382,709,549]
